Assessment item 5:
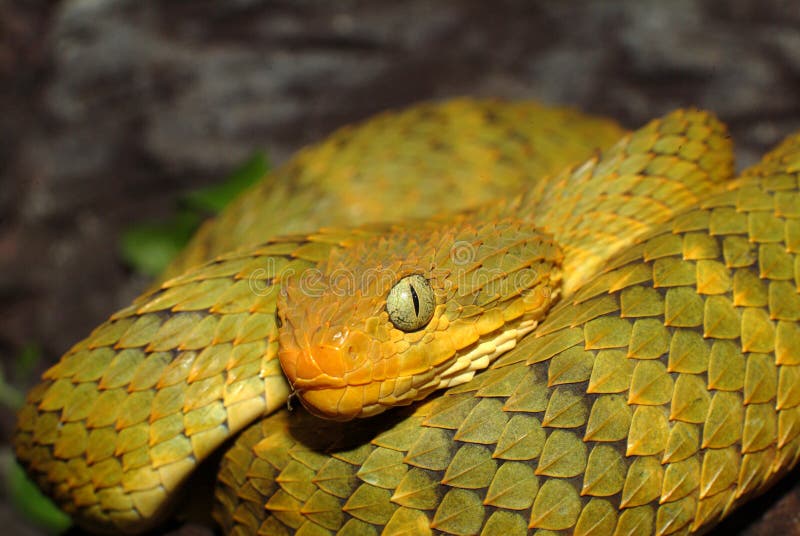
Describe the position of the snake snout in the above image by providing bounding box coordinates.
[280,344,349,388]
[278,343,378,420]
[278,328,388,420]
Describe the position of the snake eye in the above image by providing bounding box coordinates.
[386,274,435,332]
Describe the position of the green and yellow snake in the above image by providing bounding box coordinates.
[13,99,800,535]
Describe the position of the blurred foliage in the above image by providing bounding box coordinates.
[1,343,44,412]
[120,152,270,277]
[119,211,202,278]
[5,453,71,534]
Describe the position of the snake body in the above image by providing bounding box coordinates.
[213,131,800,535]
[13,99,799,535]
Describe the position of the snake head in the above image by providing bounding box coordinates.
[277,215,563,421]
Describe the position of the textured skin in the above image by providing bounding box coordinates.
[212,128,800,535]
[13,100,628,533]
[276,215,563,420]
[12,102,743,534]
[160,99,627,283]
[277,110,733,421]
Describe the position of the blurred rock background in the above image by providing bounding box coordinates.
[2,0,800,534]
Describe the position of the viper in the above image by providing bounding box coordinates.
[14,100,799,535]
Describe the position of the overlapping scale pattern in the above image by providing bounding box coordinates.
[213,133,800,534]
[14,100,628,533]
[15,106,735,534]
[162,99,627,283]
[13,234,359,531]
[523,108,734,294]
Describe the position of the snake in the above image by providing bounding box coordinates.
[12,99,799,535]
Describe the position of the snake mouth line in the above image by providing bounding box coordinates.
[285,313,545,422]
[436,317,539,387]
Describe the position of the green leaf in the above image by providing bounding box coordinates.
[120,210,201,277]
[0,343,39,410]
[120,152,270,277]
[0,367,23,410]
[183,152,269,213]
[4,454,71,533]
[15,343,42,383]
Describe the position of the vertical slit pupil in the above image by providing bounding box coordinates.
[409,284,420,316]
